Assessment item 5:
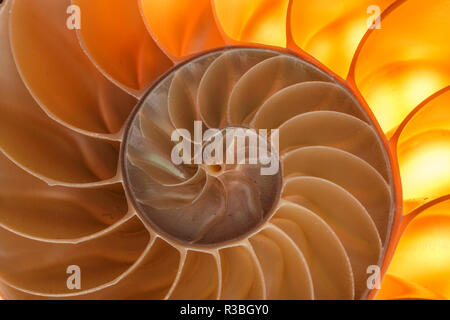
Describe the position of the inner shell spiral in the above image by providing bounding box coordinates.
[123,48,395,299]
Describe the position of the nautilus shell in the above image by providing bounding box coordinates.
[0,0,448,300]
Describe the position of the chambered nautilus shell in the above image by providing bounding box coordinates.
[4,0,449,301]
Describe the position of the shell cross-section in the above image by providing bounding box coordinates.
[122,48,396,300]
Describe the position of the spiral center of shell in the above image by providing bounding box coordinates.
[122,47,394,261]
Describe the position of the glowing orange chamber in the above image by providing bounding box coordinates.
[0,0,448,300]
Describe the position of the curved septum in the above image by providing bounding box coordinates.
[122,47,396,298]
